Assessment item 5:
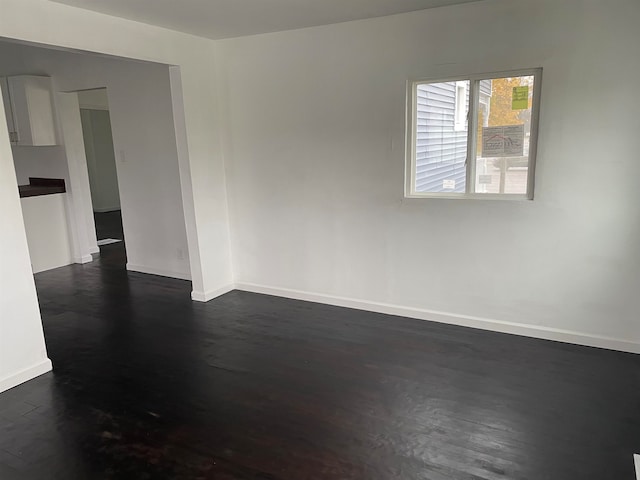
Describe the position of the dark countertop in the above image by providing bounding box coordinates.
[19,177,66,198]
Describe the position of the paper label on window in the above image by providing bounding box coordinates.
[479,174,493,185]
[482,125,524,157]
[442,179,456,189]
[512,86,529,110]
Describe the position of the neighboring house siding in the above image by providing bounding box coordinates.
[415,79,492,193]
[415,82,467,193]
[480,79,492,97]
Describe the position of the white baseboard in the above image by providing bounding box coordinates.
[0,359,53,393]
[73,254,93,264]
[88,246,100,255]
[235,283,640,355]
[191,284,235,302]
[80,104,109,111]
[126,263,191,281]
[93,206,121,213]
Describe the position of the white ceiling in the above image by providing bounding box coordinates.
[50,0,484,40]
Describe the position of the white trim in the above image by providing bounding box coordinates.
[96,238,122,246]
[74,254,93,264]
[466,78,479,194]
[404,79,417,198]
[410,68,543,87]
[234,283,640,355]
[634,454,640,480]
[0,359,52,393]
[191,284,235,302]
[403,192,531,201]
[527,69,543,200]
[453,81,468,132]
[88,246,100,255]
[79,104,109,111]
[93,206,121,213]
[126,263,191,281]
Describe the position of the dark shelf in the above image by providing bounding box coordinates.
[18,177,66,198]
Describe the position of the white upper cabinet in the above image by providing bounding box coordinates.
[0,75,58,146]
[0,78,15,140]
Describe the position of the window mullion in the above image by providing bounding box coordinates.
[466,79,480,194]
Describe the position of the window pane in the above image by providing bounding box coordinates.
[474,75,534,195]
[415,80,469,193]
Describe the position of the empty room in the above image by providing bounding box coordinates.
[1,0,639,479]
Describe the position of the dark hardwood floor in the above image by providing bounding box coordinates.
[94,210,125,240]
[1,226,640,478]
[93,210,126,267]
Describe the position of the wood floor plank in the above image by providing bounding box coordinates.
[0,211,639,478]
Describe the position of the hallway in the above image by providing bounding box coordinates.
[94,210,124,243]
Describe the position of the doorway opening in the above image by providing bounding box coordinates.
[77,88,126,266]
[1,38,196,286]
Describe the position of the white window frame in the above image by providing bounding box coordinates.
[453,81,468,132]
[405,68,542,201]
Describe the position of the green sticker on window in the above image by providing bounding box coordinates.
[512,86,529,110]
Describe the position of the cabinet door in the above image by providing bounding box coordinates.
[8,76,58,146]
[0,77,17,143]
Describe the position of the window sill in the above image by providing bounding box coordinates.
[404,193,533,201]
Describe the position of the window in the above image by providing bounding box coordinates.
[406,69,542,200]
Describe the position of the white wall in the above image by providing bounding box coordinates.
[21,194,73,273]
[80,108,121,214]
[11,145,68,184]
[0,0,234,392]
[77,88,109,110]
[0,96,51,392]
[78,89,120,213]
[56,91,100,263]
[216,0,640,351]
[0,42,192,279]
[80,108,121,213]
[9,94,99,265]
